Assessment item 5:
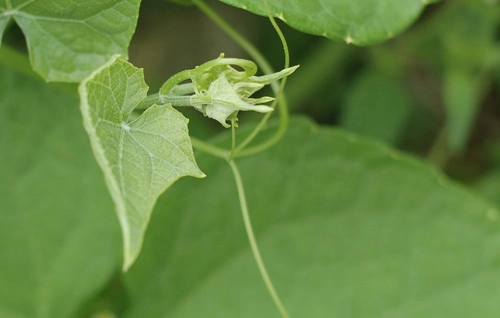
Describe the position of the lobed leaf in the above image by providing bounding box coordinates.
[79,55,205,271]
[219,0,440,45]
[0,0,140,82]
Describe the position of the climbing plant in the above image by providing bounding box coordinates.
[2,0,500,317]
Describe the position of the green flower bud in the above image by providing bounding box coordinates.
[191,71,274,127]
[160,55,298,127]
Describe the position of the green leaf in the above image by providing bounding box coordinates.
[0,64,120,317]
[79,55,205,271]
[0,0,140,82]
[123,117,500,317]
[473,167,500,210]
[341,71,413,145]
[218,0,440,45]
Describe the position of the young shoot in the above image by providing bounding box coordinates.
[159,54,298,128]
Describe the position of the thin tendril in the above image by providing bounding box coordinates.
[192,2,292,316]
[192,0,275,78]
[228,160,290,318]
[229,117,237,160]
[159,69,194,97]
[234,0,291,157]
[190,136,229,159]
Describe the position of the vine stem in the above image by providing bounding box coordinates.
[192,0,291,315]
[190,137,229,160]
[228,160,290,318]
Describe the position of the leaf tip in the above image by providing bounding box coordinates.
[193,169,207,179]
[345,34,355,44]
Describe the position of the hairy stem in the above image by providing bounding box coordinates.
[234,0,291,157]
[190,137,229,160]
[136,93,193,110]
[228,160,290,318]
[159,69,194,96]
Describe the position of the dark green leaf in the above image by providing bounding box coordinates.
[0,65,120,317]
[123,117,500,317]
[219,0,440,45]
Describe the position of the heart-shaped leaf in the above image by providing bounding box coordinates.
[79,55,205,271]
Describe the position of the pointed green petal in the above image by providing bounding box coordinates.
[248,65,299,85]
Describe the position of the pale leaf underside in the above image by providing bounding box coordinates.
[79,55,204,271]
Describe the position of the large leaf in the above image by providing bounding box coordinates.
[79,55,205,271]
[123,117,500,317]
[0,65,120,317]
[0,0,140,82]
[219,0,439,45]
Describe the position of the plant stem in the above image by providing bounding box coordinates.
[136,93,193,110]
[228,160,290,318]
[175,2,290,315]
[160,69,194,96]
[171,82,195,95]
[234,0,291,157]
[229,117,237,160]
[136,93,161,109]
[190,137,229,160]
